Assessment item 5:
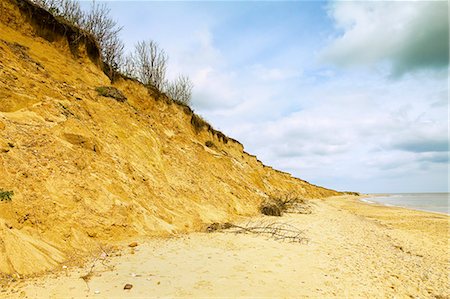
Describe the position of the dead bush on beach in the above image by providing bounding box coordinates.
[260,192,313,216]
[206,221,308,244]
[260,202,282,216]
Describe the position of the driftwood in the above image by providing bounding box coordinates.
[207,221,308,244]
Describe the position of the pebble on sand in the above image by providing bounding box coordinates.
[128,242,138,248]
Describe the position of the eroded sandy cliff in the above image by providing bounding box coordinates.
[0,0,339,276]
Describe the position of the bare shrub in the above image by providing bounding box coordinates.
[261,192,313,216]
[82,2,122,49]
[82,1,124,79]
[33,0,84,26]
[121,55,136,79]
[101,34,124,80]
[260,202,282,216]
[58,0,84,26]
[130,40,168,90]
[164,75,193,105]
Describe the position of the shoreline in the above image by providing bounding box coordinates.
[359,194,449,216]
[2,195,449,298]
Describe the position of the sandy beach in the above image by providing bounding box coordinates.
[1,195,448,298]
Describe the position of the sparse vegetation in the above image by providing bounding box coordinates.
[190,114,211,133]
[82,1,124,80]
[30,0,240,146]
[164,75,193,106]
[0,190,13,202]
[96,86,127,102]
[33,0,84,27]
[126,40,167,90]
[32,0,124,81]
[32,0,196,105]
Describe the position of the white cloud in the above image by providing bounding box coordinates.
[322,1,449,77]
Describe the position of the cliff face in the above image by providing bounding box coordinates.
[0,0,339,276]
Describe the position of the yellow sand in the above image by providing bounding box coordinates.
[2,196,448,298]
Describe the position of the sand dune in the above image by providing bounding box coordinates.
[2,195,448,298]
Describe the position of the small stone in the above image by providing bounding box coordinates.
[123,283,133,290]
[94,290,100,294]
[128,241,138,248]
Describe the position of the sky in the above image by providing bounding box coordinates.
[89,0,448,193]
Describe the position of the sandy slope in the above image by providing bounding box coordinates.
[2,196,448,298]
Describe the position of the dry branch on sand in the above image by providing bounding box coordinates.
[207,221,308,244]
[80,245,115,291]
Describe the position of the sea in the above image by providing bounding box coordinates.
[363,193,449,215]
